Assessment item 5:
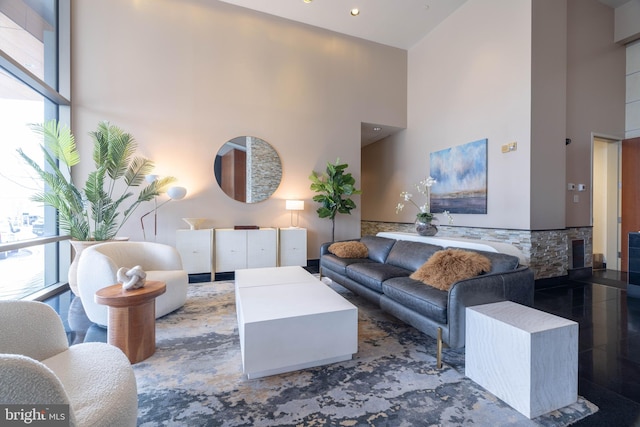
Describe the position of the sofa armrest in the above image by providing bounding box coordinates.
[0,301,69,361]
[320,241,333,256]
[446,266,534,348]
[0,354,71,405]
[320,239,362,256]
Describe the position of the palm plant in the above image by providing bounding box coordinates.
[18,120,175,241]
[309,159,361,242]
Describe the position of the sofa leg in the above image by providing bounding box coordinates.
[437,327,443,369]
[319,266,323,280]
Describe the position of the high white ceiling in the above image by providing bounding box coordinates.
[218,0,628,145]
[219,0,629,50]
[218,0,467,50]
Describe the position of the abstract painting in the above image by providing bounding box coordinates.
[429,138,487,214]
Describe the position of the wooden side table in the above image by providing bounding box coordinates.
[95,280,166,364]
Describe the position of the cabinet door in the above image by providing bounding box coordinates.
[279,228,307,266]
[176,229,213,274]
[215,229,247,272]
[247,229,277,268]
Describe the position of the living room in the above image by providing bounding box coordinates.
[2,0,640,425]
[70,0,634,282]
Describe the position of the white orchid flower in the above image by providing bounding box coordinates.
[401,191,412,201]
[396,178,451,224]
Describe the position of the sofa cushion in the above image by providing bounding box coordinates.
[346,263,411,293]
[410,249,492,291]
[385,240,443,271]
[382,277,448,324]
[321,254,377,276]
[328,241,368,258]
[360,235,397,263]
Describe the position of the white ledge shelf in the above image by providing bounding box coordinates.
[375,231,527,265]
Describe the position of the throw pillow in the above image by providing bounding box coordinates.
[328,241,369,258]
[410,249,492,291]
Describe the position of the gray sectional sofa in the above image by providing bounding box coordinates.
[320,235,535,367]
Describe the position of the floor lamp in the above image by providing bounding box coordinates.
[141,185,187,240]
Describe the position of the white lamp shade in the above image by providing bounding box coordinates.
[167,186,187,200]
[286,200,304,211]
[145,174,159,183]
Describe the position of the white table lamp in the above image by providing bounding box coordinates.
[286,200,304,228]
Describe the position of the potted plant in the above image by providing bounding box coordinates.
[396,176,452,236]
[309,159,361,242]
[18,119,175,293]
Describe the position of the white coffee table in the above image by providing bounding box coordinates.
[465,301,578,419]
[235,266,358,379]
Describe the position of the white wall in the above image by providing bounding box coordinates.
[565,0,626,227]
[71,0,407,257]
[363,0,534,230]
[363,0,625,232]
[530,0,567,230]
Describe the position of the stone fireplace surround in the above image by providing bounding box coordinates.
[361,221,592,281]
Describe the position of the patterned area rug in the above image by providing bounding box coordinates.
[133,280,598,426]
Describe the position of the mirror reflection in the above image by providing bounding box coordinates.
[214,136,282,203]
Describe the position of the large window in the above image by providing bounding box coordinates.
[0,0,70,300]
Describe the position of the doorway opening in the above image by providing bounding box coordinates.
[592,136,621,271]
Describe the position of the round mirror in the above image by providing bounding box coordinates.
[214,136,282,203]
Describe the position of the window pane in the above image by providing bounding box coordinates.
[0,1,57,87]
[0,0,67,300]
[0,243,51,300]
[0,68,55,299]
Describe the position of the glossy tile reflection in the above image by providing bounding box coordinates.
[534,272,640,426]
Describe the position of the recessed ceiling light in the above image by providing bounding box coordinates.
[303,0,312,3]
[350,8,360,16]
[373,127,381,131]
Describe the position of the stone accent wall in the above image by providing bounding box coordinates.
[246,137,282,203]
[361,220,592,280]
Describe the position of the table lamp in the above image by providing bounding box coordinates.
[286,200,304,228]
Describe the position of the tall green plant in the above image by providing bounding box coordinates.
[309,159,361,242]
[18,120,175,241]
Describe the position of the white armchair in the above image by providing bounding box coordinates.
[0,300,138,427]
[77,241,188,326]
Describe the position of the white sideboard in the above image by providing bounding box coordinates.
[176,229,213,274]
[215,228,277,272]
[279,228,307,267]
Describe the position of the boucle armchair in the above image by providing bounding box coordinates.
[77,241,188,326]
[0,300,138,427]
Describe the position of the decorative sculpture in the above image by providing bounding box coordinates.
[117,265,147,290]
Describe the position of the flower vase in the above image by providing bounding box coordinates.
[416,220,438,237]
[68,240,102,295]
[68,237,130,295]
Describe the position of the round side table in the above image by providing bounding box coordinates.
[95,280,166,364]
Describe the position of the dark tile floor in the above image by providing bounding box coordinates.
[533,271,640,426]
[43,271,640,425]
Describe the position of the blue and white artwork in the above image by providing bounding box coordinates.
[429,138,487,214]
